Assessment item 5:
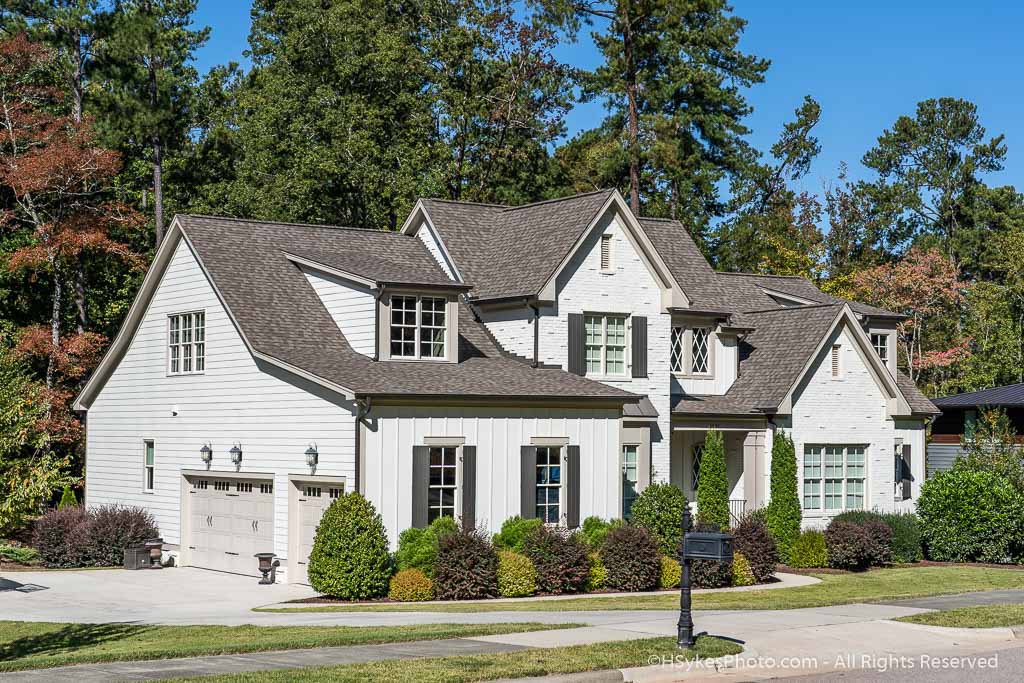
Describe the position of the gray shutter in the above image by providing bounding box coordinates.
[901,444,912,500]
[565,445,580,529]
[412,446,430,528]
[520,446,537,518]
[567,313,585,375]
[461,446,476,530]
[631,316,647,378]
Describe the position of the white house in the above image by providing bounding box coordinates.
[75,190,938,582]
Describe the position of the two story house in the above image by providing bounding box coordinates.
[75,189,938,582]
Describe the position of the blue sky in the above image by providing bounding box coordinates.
[193,1,1024,194]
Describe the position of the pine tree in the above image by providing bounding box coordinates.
[696,429,729,530]
[766,431,801,562]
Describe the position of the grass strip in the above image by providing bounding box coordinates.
[258,567,1024,613]
[896,603,1024,628]
[170,635,741,682]
[0,621,577,672]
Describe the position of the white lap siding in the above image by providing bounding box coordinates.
[301,267,376,357]
[86,237,356,563]
[362,405,622,548]
[788,324,899,527]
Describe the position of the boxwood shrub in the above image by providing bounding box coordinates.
[586,552,608,592]
[659,555,681,589]
[496,550,536,598]
[395,515,458,577]
[600,524,660,592]
[917,468,1024,563]
[492,516,543,553]
[788,530,828,568]
[732,551,755,586]
[521,525,589,594]
[731,514,778,583]
[629,483,688,556]
[882,512,923,563]
[580,516,624,550]
[308,493,392,600]
[433,527,498,600]
[388,568,433,602]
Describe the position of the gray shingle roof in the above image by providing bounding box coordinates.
[932,382,1024,408]
[177,215,637,402]
[420,191,614,301]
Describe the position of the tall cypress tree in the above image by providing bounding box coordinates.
[696,429,729,530]
[766,431,801,562]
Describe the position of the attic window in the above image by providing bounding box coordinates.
[390,295,447,360]
[600,234,612,271]
[831,345,841,378]
[168,311,205,375]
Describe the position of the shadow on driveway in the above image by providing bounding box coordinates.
[0,577,48,593]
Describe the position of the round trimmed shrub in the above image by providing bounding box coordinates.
[732,551,755,586]
[308,493,391,600]
[600,525,661,592]
[497,550,536,598]
[917,468,1024,563]
[388,568,433,602]
[586,552,608,592]
[433,527,498,600]
[825,520,872,570]
[32,506,89,568]
[521,525,590,594]
[395,516,458,578]
[659,555,680,589]
[630,483,688,556]
[492,516,543,553]
[83,504,158,567]
[732,514,778,583]
[882,512,923,563]
[788,530,828,568]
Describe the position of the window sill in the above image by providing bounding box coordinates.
[584,374,631,382]
[672,372,714,380]
[166,371,205,378]
[142,490,154,495]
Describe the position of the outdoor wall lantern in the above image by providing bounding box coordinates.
[230,444,243,467]
[305,444,319,468]
[200,443,213,465]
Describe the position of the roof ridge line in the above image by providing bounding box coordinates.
[497,189,613,213]
[179,214,406,236]
[741,302,843,315]
[422,198,508,208]
[717,271,810,281]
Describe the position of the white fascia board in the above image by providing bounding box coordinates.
[538,190,690,309]
[759,286,817,306]
[399,201,464,283]
[74,220,185,410]
[776,305,911,417]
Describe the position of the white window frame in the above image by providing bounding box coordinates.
[670,325,714,376]
[802,444,867,513]
[388,294,448,361]
[584,314,628,377]
[167,311,206,375]
[870,333,889,362]
[143,439,155,493]
[622,444,639,518]
[535,446,562,524]
[427,445,459,523]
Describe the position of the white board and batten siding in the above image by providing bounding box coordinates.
[362,405,623,548]
[787,323,924,526]
[302,267,376,357]
[85,236,357,562]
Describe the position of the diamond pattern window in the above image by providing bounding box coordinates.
[690,327,710,374]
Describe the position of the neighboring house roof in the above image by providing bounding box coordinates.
[418,190,616,301]
[932,382,1024,408]
[75,215,640,409]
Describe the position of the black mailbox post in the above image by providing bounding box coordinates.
[677,506,734,649]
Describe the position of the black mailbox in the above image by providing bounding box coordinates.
[683,531,734,562]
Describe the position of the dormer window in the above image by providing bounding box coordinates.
[671,325,713,376]
[389,295,447,360]
[870,333,889,362]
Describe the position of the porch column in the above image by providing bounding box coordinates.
[743,430,765,509]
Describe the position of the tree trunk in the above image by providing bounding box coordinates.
[47,255,62,392]
[153,135,164,247]
[71,27,88,334]
[74,256,87,334]
[621,4,641,212]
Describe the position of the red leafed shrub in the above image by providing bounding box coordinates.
[732,514,778,583]
[521,525,590,594]
[599,525,660,592]
[825,521,873,570]
[433,527,498,600]
[32,504,157,568]
[32,506,90,568]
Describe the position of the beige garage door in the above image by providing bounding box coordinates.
[292,483,343,584]
[186,476,274,576]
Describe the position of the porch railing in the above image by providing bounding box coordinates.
[729,499,747,525]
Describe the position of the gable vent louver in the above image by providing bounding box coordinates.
[600,234,612,270]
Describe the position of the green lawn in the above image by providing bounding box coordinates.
[897,604,1024,628]
[259,567,1024,614]
[170,635,741,683]
[0,621,578,672]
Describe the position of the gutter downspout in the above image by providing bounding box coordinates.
[354,397,372,494]
[372,285,386,362]
[529,302,540,368]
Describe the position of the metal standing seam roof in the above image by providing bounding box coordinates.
[177,215,638,402]
[932,382,1024,408]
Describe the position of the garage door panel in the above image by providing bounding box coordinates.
[184,475,273,577]
[292,483,342,584]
